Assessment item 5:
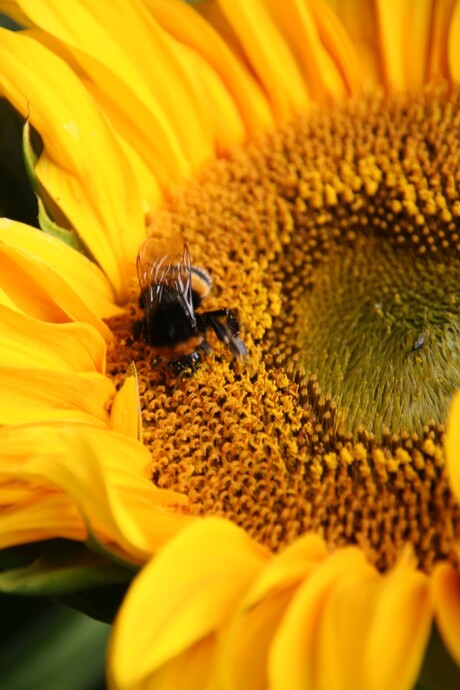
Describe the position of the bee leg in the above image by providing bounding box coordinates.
[169,351,202,391]
[173,351,202,375]
[199,310,247,357]
[199,340,212,355]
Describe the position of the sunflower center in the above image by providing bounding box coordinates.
[106,82,460,572]
[291,235,460,435]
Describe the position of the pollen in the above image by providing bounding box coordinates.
[106,82,460,573]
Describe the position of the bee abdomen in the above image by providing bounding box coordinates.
[191,266,212,306]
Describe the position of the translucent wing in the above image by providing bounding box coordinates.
[136,236,196,324]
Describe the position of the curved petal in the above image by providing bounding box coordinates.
[270,549,431,690]
[0,304,106,372]
[0,234,112,340]
[0,28,145,301]
[142,0,274,135]
[446,390,460,503]
[172,41,246,152]
[217,0,310,121]
[324,0,452,89]
[0,492,85,547]
[23,27,177,203]
[263,0,357,101]
[0,422,192,561]
[323,0,381,86]
[217,534,329,690]
[23,21,247,183]
[432,562,460,667]
[401,0,434,88]
[449,0,460,82]
[372,0,449,89]
[109,518,270,689]
[0,368,114,426]
[430,0,457,80]
[124,636,217,690]
[364,562,432,690]
[12,0,215,175]
[110,365,142,440]
[0,219,122,319]
[309,0,363,94]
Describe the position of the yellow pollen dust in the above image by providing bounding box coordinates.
[107,82,460,572]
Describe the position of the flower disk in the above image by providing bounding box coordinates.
[107,82,460,573]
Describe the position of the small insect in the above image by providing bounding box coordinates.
[412,332,428,352]
[135,236,247,378]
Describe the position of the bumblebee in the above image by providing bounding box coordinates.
[135,236,247,377]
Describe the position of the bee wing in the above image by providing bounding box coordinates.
[136,237,196,323]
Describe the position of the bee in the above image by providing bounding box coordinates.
[135,236,247,377]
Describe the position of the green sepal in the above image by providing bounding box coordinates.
[0,539,134,597]
[36,195,89,255]
[22,117,40,192]
[22,119,90,256]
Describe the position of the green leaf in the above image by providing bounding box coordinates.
[0,603,110,690]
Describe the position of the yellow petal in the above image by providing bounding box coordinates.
[449,0,460,82]
[270,549,431,690]
[0,423,192,561]
[428,0,457,80]
[14,0,214,172]
[401,0,434,88]
[373,0,436,90]
[0,492,87,547]
[217,534,328,690]
[446,390,460,503]
[217,0,310,121]
[373,0,407,90]
[110,364,142,440]
[323,0,381,87]
[109,518,270,689]
[263,0,353,102]
[142,0,274,135]
[35,4,245,171]
[174,41,246,151]
[309,0,363,94]
[0,28,145,300]
[0,305,106,373]
[0,368,114,426]
[362,562,432,690]
[23,27,176,203]
[432,562,460,667]
[123,637,217,690]
[269,547,371,690]
[0,226,112,340]
[0,218,122,319]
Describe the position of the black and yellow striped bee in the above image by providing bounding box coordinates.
[135,236,246,377]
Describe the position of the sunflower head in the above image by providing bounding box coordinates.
[0,1,460,689]
[101,80,460,586]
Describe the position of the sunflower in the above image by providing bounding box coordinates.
[0,1,460,689]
